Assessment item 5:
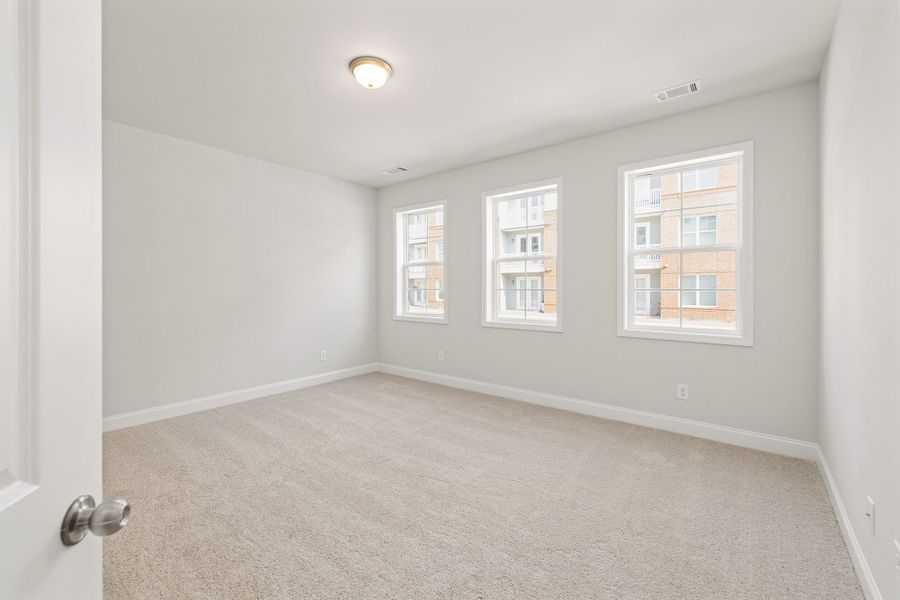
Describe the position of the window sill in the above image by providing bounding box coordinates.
[618,326,752,347]
[394,314,447,325]
[482,319,562,333]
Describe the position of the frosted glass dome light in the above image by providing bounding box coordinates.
[349,56,393,89]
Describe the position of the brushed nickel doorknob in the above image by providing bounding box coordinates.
[61,495,130,546]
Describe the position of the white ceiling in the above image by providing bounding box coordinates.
[103,0,839,188]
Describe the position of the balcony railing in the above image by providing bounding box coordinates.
[498,259,545,274]
[634,246,661,268]
[634,189,661,213]
[498,209,544,230]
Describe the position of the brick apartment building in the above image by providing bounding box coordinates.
[634,162,737,327]
[496,191,558,319]
[406,210,445,313]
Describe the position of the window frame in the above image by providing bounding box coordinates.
[617,142,754,346]
[393,200,448,324]
[482,177,564,333]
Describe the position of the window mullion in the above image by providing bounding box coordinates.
[679,171,684,330]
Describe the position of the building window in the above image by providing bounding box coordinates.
[483,178,562,331]
[681,275,717,307]
[618,142,753,345]
[394,202,446,323]
[683,167,717,191]
[683,215,717,246]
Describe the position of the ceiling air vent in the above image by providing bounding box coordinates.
[381,166,408,175]
[655,80,702,103]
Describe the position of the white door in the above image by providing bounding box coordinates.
[0,1,105,598]
[634,274,651,315]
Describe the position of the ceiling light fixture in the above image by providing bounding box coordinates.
[349,56,393,89]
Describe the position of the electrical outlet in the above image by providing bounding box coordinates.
[676,384,689,401]
[865,497,875,535]
[437,350,445,362]
[320,350,327,361]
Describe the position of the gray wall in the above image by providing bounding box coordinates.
[377,83,820,441]
[103,121,377,416]
[819,0,900,596]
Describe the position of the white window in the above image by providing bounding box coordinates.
[483,178,562,331]
[394,202,446,323]
[618,142,753,345]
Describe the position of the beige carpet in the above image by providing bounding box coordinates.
[104,373,863,599]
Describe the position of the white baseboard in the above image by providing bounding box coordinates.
[816,447,883,600]
[376,363,818,461]
[103,363,379,432]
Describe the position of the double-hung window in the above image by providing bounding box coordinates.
[483,178,562,331]
[618,142,753,345]
[394,202,446,323]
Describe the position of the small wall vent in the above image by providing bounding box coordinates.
[655,80,702,103]
[381,166,408,175]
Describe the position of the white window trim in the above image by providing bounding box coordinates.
[393,200,448,324]
[482,177,564,333]
[616,141,754,346]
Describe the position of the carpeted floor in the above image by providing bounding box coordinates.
[103,373,863,599]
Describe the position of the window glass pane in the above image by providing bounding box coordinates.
[624,152,746,341]
[405,262,444,316]
[487,184,560,327]
[407,214,427,239]
[398,205,445,320]
[524,288,556,322]
[497,261,526,307]
[496,285,524,320]
[681,289,698,307]
[699,168,717,188]
[681,250,736,291]
[408,242,427,262]
[539,193,558,256]
[497,196,525,229]
[683,170,698,191]
[634,174,663,214]
[682,290,737,331]
[683,161,738,210]
[533,192,550,222]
